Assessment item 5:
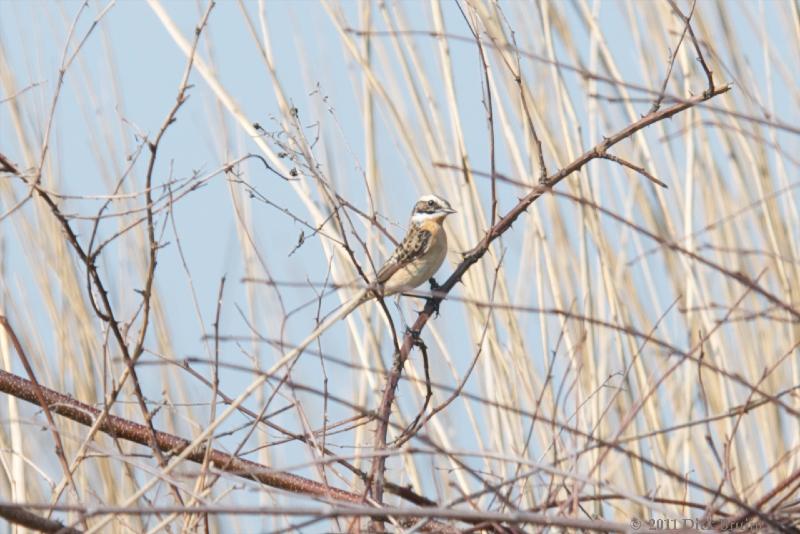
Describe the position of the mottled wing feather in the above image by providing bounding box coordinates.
[375,227,432,285]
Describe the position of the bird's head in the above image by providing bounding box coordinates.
[410,194,456,224]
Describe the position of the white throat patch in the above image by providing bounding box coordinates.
[411,211,443,224]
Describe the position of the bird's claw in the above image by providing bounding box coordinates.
[427,297,441,317]
[427,278,442,317]
[405,326,426,348]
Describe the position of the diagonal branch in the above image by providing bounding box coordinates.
[598,152,668,188]
[0,368,479,534]
[0,368,361,503]
[368,82,733,504]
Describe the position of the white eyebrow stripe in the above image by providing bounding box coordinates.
[417,194,443,204]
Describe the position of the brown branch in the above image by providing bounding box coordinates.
[127,0,215,470]
[392,252,505,449]
[173,352,792,521]
[0,369,518,533]
[0,368,360,503]
[598,152,668,188]
[0,503,81,534]
[368,82,733,504]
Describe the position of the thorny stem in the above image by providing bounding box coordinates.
[367,82,733,512]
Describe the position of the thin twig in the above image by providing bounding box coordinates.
[649,0,696,114]
[598,152,668,188]
[666,0,715,95]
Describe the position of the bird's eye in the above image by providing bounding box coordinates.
[427,200,435,206]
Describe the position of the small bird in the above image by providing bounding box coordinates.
[280,194,456,365]
[353,193,456,305]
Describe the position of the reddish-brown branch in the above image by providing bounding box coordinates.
[0,369,487,533]
[0,368,359,503]
[368,82,732,508]
[0,503,81,534]
[172,351,790,523]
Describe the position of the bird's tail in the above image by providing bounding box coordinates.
[273,287,370,371]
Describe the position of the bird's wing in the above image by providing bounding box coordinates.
[375,226,432,285]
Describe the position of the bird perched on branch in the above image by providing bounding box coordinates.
[280,194,456,365]
[352,193,456,305]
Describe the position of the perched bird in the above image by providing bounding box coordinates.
[351,193,456,306]
[280,194,456,365]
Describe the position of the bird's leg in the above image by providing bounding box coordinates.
[404,325,422,341]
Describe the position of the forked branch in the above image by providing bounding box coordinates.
[368,81,733,506]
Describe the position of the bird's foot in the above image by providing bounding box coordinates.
[427,297,441,318]
[426,278,443,317]
[404,326,426,348]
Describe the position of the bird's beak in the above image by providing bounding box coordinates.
[443,206,457,214]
